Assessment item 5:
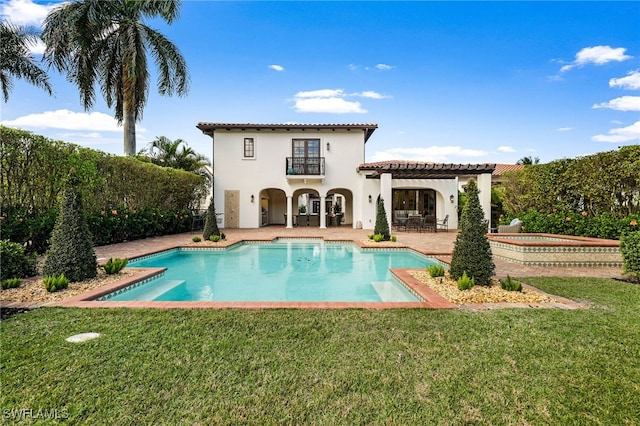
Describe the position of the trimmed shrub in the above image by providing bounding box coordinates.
[2,278,22,289]
[209,235,221,242]
[457,271,475,290]
[620,231,640,279]
[374,198,391,241]
[450,179,495,285]
[192,236,202,242]
[391,235,397,242]
[43,274,69,292]
[0,239,36,280]
[427,264,445,277]
[103,258,128,275]
[203,198,220,240]
[42,169,97,282]
[500,275,522,292]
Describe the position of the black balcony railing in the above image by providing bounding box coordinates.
[286,157,325,176]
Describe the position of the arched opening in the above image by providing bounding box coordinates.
[392,188,437,226]
[326,188,353,226]
[258,188,287,226]
[292,188,320,226]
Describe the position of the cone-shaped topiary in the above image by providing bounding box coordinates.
[449,178,495,285]
[202,198,220,240]
[42,168,97,282]
[374,198,391,241]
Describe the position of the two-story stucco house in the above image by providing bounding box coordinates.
[196,122,495,231]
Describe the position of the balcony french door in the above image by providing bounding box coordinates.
[292,139,320,175]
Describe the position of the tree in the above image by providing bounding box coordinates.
[449,178,495,285]
[0,21,52,102]
[140,136,209,172]
[42,0,189,156]
[374,198,391,241]
[516,156,540,165]
[202,198,220,240]
[42,168,97,282]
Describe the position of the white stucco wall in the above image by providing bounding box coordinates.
[209,128,368,228]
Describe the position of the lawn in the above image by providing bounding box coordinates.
[2,277,639,425]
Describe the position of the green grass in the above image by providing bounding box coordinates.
[2,277,639,425]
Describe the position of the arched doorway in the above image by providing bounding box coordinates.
[258,188,286,226]
[326,188,353,226]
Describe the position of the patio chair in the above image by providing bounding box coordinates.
[190,209,206,231]
[498,218,522,233]
[406,215,423,232]
[436,215,449,232]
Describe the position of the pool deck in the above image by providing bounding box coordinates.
[2,226,624,311]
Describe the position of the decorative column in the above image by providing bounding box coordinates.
[380,173,393,229]
[319,195,327,228]
[286,195,293,229]
[477,173,492,230]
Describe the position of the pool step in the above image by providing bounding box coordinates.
[371,281,414,302]
[139,280,186,301]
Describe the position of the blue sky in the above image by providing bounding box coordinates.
[1,0,639,164]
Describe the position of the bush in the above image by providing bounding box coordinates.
[373,198,391,241]
[203,198,220,240]
[0,239,36,280]
[620,231,640,279]
[372,234,384,242]
[391,235,397,242]
[42,169,97,282]
[427,264,445,277]
[220,232,226,240]
[500,275,522,292]
[209,235,221,242]
[43,274,69,292]
[457,271,475,290]
[192,236,202,242]
[1,278,22,289]
[103,258,128,275]
[450,179,495,285]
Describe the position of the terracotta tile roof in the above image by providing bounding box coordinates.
[196,122,378,142]
[358,161,496,179]
[493,163,524,176]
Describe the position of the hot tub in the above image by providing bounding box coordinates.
[487,233,622,267]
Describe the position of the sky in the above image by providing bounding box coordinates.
[1,0,639,165]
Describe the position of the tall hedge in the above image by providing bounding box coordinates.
[1,126,209,251]
[621,231,640,280]
[42,170,97,282]
[502,145,640,218]
[450,179,495,285]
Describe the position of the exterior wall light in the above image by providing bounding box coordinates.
[368,194,372,203]
[326,142,331,151]
[450,194,455,203]
[251,194,255,203]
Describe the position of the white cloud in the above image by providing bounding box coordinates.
[0,0,56,27]
[593,96,640,112]
[592,121,640,143]
[291,88,388,114]
[294,97,366,114]
[497,146,516,153]
[557,127,574,132]
[355,90,389,99]
[376,64,395,71]
[268,64,284,72]
[560,45,632,72]
[371,146,487,163]
[0,109,130,132]
[610,70,640,90]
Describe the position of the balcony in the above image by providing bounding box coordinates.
[286,157,325,182]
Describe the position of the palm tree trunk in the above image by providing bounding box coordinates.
[123,99,136,156]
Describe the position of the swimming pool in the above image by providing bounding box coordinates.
[100,240,437,303]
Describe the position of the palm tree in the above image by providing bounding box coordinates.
[0,21,52,102]
[41,0,189,156]
[516,156,540,165]
[141,136,210,173]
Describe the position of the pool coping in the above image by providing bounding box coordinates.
[48,240,459,310]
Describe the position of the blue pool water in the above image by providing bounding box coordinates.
[101,240,437,303]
